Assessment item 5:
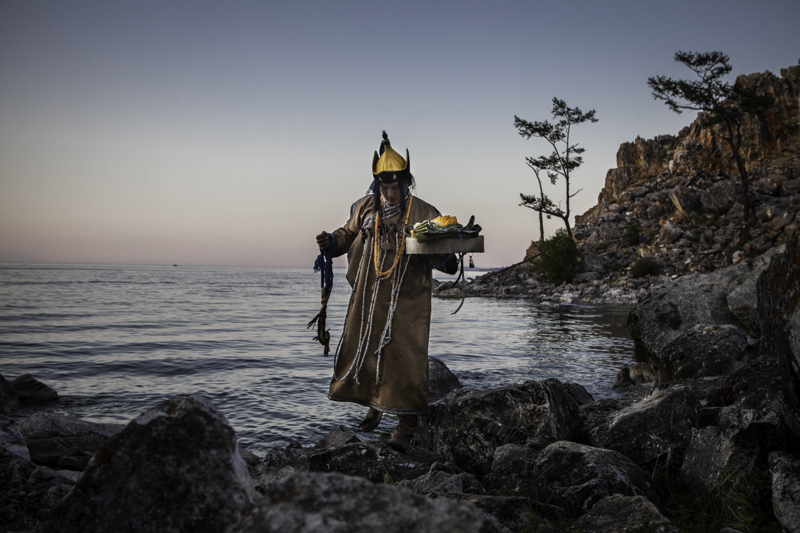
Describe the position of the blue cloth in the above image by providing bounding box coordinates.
[313,234,335,297]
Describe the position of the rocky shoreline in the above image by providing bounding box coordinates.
[2,62,799,532]
[2,231,798,532]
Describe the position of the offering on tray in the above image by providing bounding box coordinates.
[404,215,484,255]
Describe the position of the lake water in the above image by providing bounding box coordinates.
[0,263,635,455]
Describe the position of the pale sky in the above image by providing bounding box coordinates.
[1,0,798,268]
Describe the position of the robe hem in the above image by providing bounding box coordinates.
[327,392,428,416]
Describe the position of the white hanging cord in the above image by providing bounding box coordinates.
[374,232,411,384]
[332,236,371,381]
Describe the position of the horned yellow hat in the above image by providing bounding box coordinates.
[372,131,410,183]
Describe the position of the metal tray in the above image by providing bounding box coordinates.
[404,235,484,255]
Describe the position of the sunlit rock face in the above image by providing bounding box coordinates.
[42,395,256,533]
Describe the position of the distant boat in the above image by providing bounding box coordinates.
[173,264,178,267]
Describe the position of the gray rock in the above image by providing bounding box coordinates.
[658,221,685,245]
[42,395,256,533]
[564,382,594,406]
[313,425,360,449]
[584,377,723,468]
[524,441,664,518]
[613,362,657,387]
[432,493,533,532]
[0,422,30,461]
[253,440,310,491]
[659,324,747,380]
[668,185,702,220]
[414,379,584,476]
[755,173,787,196]
[429,357,462,401]
[0,447,76,533]
[573,494,678,533]
[769,451,800,533]
[701,180,739,214]
[628,247,781,380]
[681,405,787,496]
[230,472,500,533]
[12,411,125,470]
[481,444,538,496]
[396,469,485,495]
[782,178,800,196]
[308,441,432,484]
[757,231,800,406]
[0,374,20,416]
[11,374,58,404]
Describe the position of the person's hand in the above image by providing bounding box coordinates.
[316,231,330,250]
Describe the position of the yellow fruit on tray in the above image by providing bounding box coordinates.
[432,215,458,226]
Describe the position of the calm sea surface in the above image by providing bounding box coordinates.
[0,264,635,454]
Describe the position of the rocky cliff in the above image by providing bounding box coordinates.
[455,63,799,304]
[574,63,800,278]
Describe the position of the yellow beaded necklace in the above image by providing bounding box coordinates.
[374,195,413,280]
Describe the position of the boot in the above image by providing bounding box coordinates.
[358,408,382,432]
[388,415,417,453]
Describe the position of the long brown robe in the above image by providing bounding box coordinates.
[328,194,442,416]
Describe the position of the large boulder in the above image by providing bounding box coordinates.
[12,412,125,470]
[230,472,501,533]
[433,493,532,532]
[396,465,485,496]
[308,441,433,484]
[523,441,664,518]
[628,246,782,380]
[658,324,748,381]
[11,374,58,404]
[0,422,30,461]
[429,357,462,401]
[253,440,310,492]
[414,379,584,476]
[582,377,723,469]
[42,395,256,533]
[0,374,20,416]
[757,231,800,406]
[700,180,740,214]
[769,451,800,533]
[0,447,76,533]
[573,494,679,533]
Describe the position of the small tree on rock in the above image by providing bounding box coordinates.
[648,51,773,245]
[515,98,598,241]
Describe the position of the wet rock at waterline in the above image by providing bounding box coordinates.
[307,440,433,484]
[0,422,30,461]
[253,440,310,493]
[0,374,20,416]
[12,411,125,471]
[42,395,256,533]
[429,356,463,400]
[627,248,782,381]
[413,379,585,476]
[230,472,501,533]
[12,374,58,404]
